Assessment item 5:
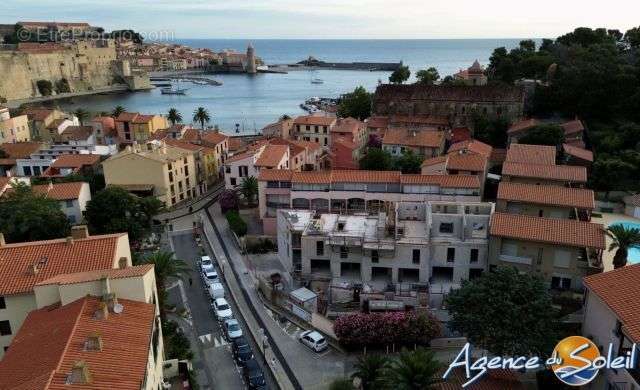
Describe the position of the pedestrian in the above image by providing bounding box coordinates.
[189,277,193,286]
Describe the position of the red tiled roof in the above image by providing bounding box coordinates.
[201,131,228,146]
[365,116,388,129]
[226,150,256,164]
[448,139,493,158]
[490,148,507,164]
[497,182,594,210]
[490,212,604,249]
[36,264,154,286]
[421,155,448,167]
[584,264,640,343]
[451,127,471,144]
[502,162,587,183]
[131,114,154,124]
[181,128,199,142]
[292,171,333,184]
[163,139,203,152]
[293,115,336,126]
[0,142,43,158]
[0,296,155,390]
[22,108,56,122]
[115,112,139,122]
[331,117,362,135]
[563,143,593,162]
[446,153,487,172]
[228,137,247,152]
[255,144,289,168]
[32,182,86,200]
[0,158,16,166]
[400,174,480,188]
[90,116,115,131]
[505,144,556,166]
[50,154,100,168]
[561,119,584,135]
[507,118,539,134]
[0,234,125,295]
[292,140,321,152]
[382,128,445,148]
[257,169,293,181]
[331,170,401,184]
[60,126,93,141]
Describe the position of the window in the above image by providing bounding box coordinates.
[551,276,572,290]
[439,223,454,234]
[0,320,11,336]
[614,320,623,337]
[0,296,5,309]
[225,166,230,174]
[23,166,32,176]
[470,249,479,263]
[371,250,379,263]
[340,246,348,259]
[447,248,455,263]
[65,200,74,208]
[316,241,324,256]
[230,178,237,186]
[412,249,420,264]
[168,171,174,182]
[554,250,571,268]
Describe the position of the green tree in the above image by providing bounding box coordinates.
[0,183,70,243]
[36,80,53,96]
[415,67,440,85]
[337,86,372,120]
[606,224,640,268]
[392,150,423,174]
[446,266,558,356]
[167,108,182,125]
[142,250,189,313]
[112,105,126,118]
[352,354,388,390]
[389,65,411,84]
[85,186,163,243]
[329,378,353,390]
[472,114,510,148]
[193,107,211,129]
[74,108,89,125]
[380,348,442,390]
[240,176,258,206]
[518,124,565,146]
[359,148,393,170]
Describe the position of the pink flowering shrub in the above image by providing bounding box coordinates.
[334,311,441,348]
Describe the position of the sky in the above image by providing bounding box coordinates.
[2,0,640,39]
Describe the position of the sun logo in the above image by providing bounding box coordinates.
[551,336,601,386]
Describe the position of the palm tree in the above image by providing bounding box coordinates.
[74,108,89,125]
[112,105,126,118]
[240,176,258,206]
[380,348,442,390]
[352,354,388,390]
[168,108,182,125]
[193,107,211,130]
[142,250,190,314]
[606,224,640,268]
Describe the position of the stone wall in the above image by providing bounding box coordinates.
[0,40,124,101]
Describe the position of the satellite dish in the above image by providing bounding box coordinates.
[113,303,124,314]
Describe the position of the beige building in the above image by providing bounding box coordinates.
[0,228,132,358]
[292,115,337,148]
[103,141,198,207]
[0,106,30,143]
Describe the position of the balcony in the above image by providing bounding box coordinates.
[498,253,533,265]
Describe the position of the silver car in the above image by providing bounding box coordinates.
[299,330,328,352]
[224,318,243,340]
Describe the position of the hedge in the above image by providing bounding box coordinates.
[225,210,247,237]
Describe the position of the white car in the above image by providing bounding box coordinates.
[213,298,233,320]
[200,255,215,271]
[299,330,328,352]
[224,318,243,340]
[202,269,219,286]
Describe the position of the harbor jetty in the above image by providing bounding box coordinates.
[267,56,402,72]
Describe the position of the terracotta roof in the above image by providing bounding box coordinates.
[448,139,493,158]
[446,153,487,172]
[181,128,199,142]
[293,115,336,126]
[400,174,480,188]
[225,150,256,164]
[22,108,56,121]
[502,162,587,183]
[490,148,507,164]
[505,144,556,165]
[115,112,139,122]
[50,154,100,168]
[490,213,604,249]
[163,139,203,152]
[292,140,321,152]
[60,126,93,141]
[497,182,594,210]
[507,118,539,134]
[331,170,401,184]
[561,119,584,135]
[0,296,155,390]
[331,117,362,135]
[90,116,115,130]
[451,127,471,144]
[624,194,640,207]
[584,264,640,343]
[0,142,43,158]
[292,171,333,184]
[365,116,388,129]
[382,128,445,148]
[332,137,357,150]
[201,131,228,146]
[36,264,154,286]
[255,144,289,168]
[421,155,448,167]
[31,182,86,200]
[131,114,155,124]
[228,137,247,152]
[257,169,293,181]
[0,158,16,166]
[563,143,593,162]
[0,233,125,295]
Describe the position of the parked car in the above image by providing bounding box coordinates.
[299,330,328,352]
[202,269,219,286]
[213,297,233,320]
[208,282,225,299]
[200,255,215,270]
[242,358,266,389]
[224,318,243,340]
[232,336,254,365]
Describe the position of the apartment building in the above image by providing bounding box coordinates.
[164,139,218,194]
[89,116,118,145]
[200,131,229,175]
[103,141,198,207]
[41,154,102,177]
[582,265,640,390]
[258,169,482,235]
[21,108,69,140]
[488,213,604,290]
[0,228,132,357]
[277,201,492,289]
[224,141,301,190]
[0,106,30,143]
[382,128,446,157]
[115,112,167,144]
[291,115,337,147]
[0,142,43,176]
[30,182,91,224]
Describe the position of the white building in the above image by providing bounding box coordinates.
[31,182,91,224]
[223,143,289,190]
[277,201,493,292]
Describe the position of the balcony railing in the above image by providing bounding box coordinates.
[498,254,533,265]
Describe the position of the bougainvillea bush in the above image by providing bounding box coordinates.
[334,311,441,348]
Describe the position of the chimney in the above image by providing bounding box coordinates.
[95,301,109,320]
[84,332,103,351]
[68,361,92,385]
[103,292,118,312]
[66,236,74,245]
[118,257,128,269]
[0,232,5,247]
[31,263,39,275]
[71,225,89,240]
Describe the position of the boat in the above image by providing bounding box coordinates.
[311,78,324,84]
[161,87,188,95]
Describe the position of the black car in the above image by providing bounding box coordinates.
[242,358,266,389]
[232,336,254,365]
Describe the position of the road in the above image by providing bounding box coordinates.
[168,231,277,390]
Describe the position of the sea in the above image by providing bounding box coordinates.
[55,39,526,133]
